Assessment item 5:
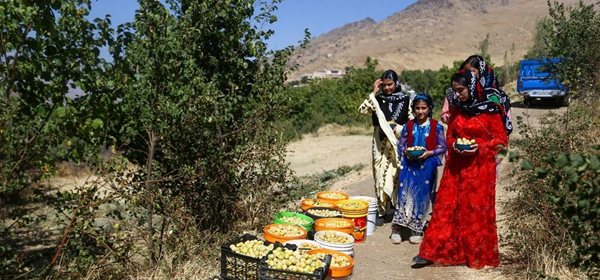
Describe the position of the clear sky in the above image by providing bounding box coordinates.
[89,0,417,50]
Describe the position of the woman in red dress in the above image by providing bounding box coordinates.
[413,69,508,269]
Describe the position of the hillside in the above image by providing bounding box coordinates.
[288,0,587,80]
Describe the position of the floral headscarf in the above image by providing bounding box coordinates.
[450,70,513,135]
[375,70,410,125]
[461,55,499,89]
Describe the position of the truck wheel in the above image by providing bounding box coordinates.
[523,97,532,107]
[558,95,570,107]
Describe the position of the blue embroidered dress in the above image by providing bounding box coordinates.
[392,119,446,233]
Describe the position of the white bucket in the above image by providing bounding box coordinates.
[367,209,378,235]
[351,196,378,235]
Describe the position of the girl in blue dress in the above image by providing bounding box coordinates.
[391,93,447,244]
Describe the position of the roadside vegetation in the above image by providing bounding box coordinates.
[0,0,307,278]
[505,1,600,279]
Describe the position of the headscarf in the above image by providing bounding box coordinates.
[381,69,403,93]
[461,55,499,89]
[412,93,434,118]
[450,70,513,134]
[375,70,410,125]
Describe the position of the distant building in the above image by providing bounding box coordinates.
[301,69,345,81]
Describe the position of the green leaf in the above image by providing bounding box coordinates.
[556,154,569,167]
[91,119,103,129]
[520,160,533,170]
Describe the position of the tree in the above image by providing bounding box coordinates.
[103,0,300,263]
[1,0,305,277]
[543,1,600,91]
[0,1,112,275]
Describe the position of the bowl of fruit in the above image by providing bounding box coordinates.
[307,248,354,278]
[314,230,355,250]
[305,207,343,220]
[299,198,336,211]
[263,224,307,244]
[455,137,477,151]
[316,191,349,205]
[406,146,426,158]
[314,218,354,235]
[335,199,369,216]
[283,239,322,252]
[273,211,314,232]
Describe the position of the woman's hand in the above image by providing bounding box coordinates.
[417,150,433,160]
[453,142,479,155]
[373,79,382,94]
[392,123,402,138]
[495,145,507,163]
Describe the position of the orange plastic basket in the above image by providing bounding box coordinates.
[306,248,354,278]
[262,224,307,244]
[313,218,354,235]
[300,198,336,211]
[316,191,349,205]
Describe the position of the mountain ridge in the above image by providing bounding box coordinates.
[288,0,588,80]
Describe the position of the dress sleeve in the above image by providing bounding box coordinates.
[441,97,450,124]
[359,96,374,115]
[446,116,457,152]
[397,124,408,157]
[433,124,447,156]
[484,114,509,154]
[406,97,414,121]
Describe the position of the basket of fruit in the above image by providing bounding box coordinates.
[283,239,321,252]
[406,146,426,158]
[220,234,275,280]
[313,218,354,235]
[306,248,354,278]
[305,207,343,221]
[260,246,331,280]
[316,191,349,205]
[313,230,355,256]
[300,198,336,211]
[263,224,307,244]
[273,211,314,232]
[455,137,476,151]
[335,199,369,216]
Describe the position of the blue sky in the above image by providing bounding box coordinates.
[89,0,417,50]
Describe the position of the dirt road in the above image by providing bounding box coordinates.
[285,102,565,280]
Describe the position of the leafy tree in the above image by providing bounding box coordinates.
[400,69,438,95]
[278,58,378,139]
[0,0,113,275]
[1,0,306,277]
[543,0,600,91]
[91,0,303,263]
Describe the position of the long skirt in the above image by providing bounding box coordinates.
[392,156,437,233]
[372,129,399,215]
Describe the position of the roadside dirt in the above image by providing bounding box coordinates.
[285,102,565,279]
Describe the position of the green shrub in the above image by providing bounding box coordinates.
[508,95,599,279]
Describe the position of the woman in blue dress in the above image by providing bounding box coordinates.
[391,93,447,244]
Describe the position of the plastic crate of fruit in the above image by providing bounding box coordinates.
[220,234,275,280]
[259,246,332,280]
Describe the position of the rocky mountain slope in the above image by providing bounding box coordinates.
[289,0,588,80]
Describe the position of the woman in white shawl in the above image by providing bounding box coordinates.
[359,70,411,225]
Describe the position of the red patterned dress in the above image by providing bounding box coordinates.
[418,110,508,268]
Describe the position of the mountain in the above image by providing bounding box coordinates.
[288,0,589,80]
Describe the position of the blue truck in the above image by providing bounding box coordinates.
[517,58,569,107]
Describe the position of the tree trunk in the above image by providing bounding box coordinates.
[146,129,156,262]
